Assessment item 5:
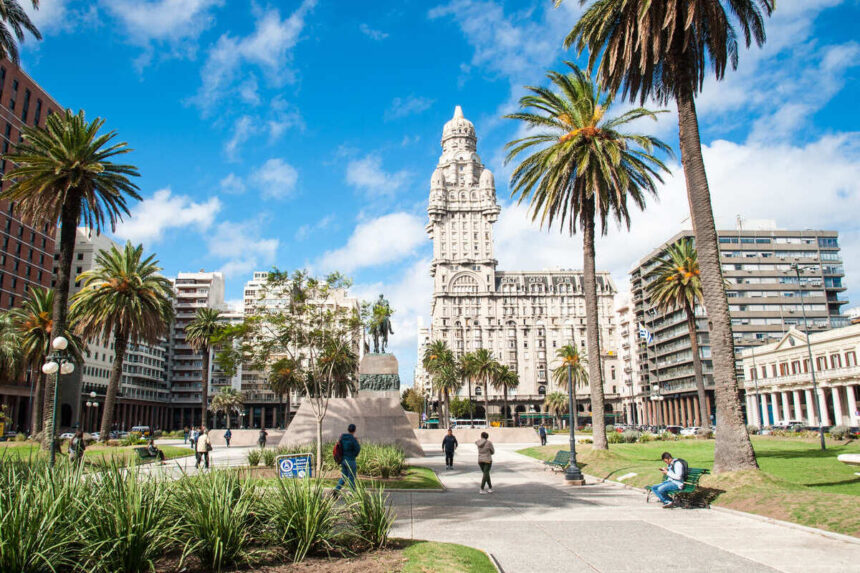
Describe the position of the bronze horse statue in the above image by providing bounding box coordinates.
[369,294,394,353]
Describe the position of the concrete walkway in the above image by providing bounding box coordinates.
[140,442,255,477]
[390,442,859,573]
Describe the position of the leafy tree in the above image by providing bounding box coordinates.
[0,312,20,381]
[645,238,709,428]
[449,397,475,420]
[552,344,589,429]
[0,1,41,63]
[268,357,301,429]
[434,360,462,429]
[544,392,569,428]
[319,336,358,398]
[458,352,477,426]
[185,308,223,428]
[70,242,173,441]
[401,387,425,414]
[505,63,669,449]
[1,110,139,448]
[209,387,244,429]
[422,340,454,427]
[491,364,519,427]
[562,0,770,470]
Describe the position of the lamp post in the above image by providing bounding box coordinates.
[84,391,99,433]
[564,354,585,484]
[790,263,826,450]
[42,335,75,468]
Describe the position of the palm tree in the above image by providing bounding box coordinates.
[319,336,359,398]
[491,364,519,427]
[434,360,462,429]
[469,348,497,426]
[0,1,41,63]
[645,238,710,429]
[209,387,244,429]
[269,357,301,429]
[506,63,670,449]
[70,242,173,442]
[544,391,568,429]
[185,308,223,428]
[458,352,476,426]
[2,110,140,447]
[422,340,453,424]
[0,310,21,384]
[562,0,770,470]
[552,344,589,429]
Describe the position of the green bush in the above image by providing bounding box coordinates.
[621,430,640,443]
[607,431,624,444]
[262,448,277,467]
[829,425,850,440]
[264,477,339,562]
[348,479,396,549]
[605,425,615,434]
[13,433,27,442]
[247,449,261,466]
[746,425,760,434]
[121,432,144,447]
[696,428,714,440]
[358,444,405,479]
[638,432,654,443]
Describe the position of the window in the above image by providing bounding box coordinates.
[816,356,827,371]
[33,99,41,125]
[818,237,838,248]
[846,351,857,367]
[748,368,757,381]
[20,88,29,122]
[76,253,83,261]
[830,354,842,369]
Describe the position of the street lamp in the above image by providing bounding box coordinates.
[564,351,585,484]
[42,335,75,467]
[85,391,99,433]
[789,263,826,450]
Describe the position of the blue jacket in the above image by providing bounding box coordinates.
[340,433,361,460]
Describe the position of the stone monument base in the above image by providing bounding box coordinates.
[279,396,424,457]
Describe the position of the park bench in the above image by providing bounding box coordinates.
[134,447,158,462]
[543,450,570,472]
[645,468,710,508]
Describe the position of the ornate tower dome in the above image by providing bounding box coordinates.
[441,106,476,146]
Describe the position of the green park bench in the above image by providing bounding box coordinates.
[543,450,571,472]
[134,447,158,462]
[645,468,710,508]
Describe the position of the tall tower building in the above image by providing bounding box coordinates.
[426,107,620,422]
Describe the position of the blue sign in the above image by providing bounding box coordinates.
[277,454,313,479]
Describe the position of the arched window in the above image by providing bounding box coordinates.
[450,274,479,294]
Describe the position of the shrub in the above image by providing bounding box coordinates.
[121,432,144,447]
[746,425,760,435]
[829,425,850,440]
[605,425,615,434]
[607,431,624,444]
[621,430,640,443]
[262,448,276,467]
[582,438,593,444]
[172,471,260,571]
[638,432,654,443]
[358,444,405,479]
[106,439,122,447]
[14,433,27,442]
[264,477,339,562]
[696,428,714,440]
[348,480,395,549]
[247,449,261,466]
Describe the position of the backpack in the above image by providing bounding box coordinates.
[673,458,689,481]
[333,439,344,463]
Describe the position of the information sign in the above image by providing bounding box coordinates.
[276,453,313,479]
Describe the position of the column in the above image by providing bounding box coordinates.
[705,394,712,426]
[804,389,815,426]
[661,400,668,426]
[781,392,792,422]
[846,385,859,426]
[792,391,803,421]
[817,388,831,426]
[759,394,768,427]
[745,395,754,426]
[831,387,843,426]
[770,393,781,425]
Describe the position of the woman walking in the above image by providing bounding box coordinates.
[476,431,495,494]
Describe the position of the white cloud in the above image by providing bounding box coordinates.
[114,188,221,244]
[208,220,279,278]
[191,0,316,114]
[359,23,388,41]
[23,1,99,36]
[224,115,257,160]
[385,95,434,120]
[219,173,246,195]
[251,158,299,200]
[345,154,410,196]
[318,213,426,273]
[295,214,335,241]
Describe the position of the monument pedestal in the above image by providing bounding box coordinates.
[358,353,400,399]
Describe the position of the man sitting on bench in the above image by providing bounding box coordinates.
[650,451,687,508]
[147,439,166,464]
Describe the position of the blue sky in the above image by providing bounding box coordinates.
[18,0,860,384]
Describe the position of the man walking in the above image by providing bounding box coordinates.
[476,431,495,494]
[195,426,211,470]
[333,423,361,496]
[649,452,688,508]
[539,425,547,446]
[224,427,232,447]
[258,427,268,449]
[442,428,458,469]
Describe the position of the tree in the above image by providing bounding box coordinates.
[268,357,301,429]
[433,361,462,429]
[562,0,769,471]
[449,397,475,420]
[185,308,223,428]
[0,1,41,64]
[70,242,173,442]
[209,387,244,429]
[646,238,709,428]
[552,344,589,429]
[459,352,477,426]
[401,387,425,414]
[0,311,21,394]
[422,340,454,426]
[2,110,140,448]
[491,364,519,427]
[320,336,358,398]
[544,392,568,428]
[505,63,669,449]
[468,349,497,426]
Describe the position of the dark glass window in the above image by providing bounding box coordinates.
[21,89,30,122]
[33,99,41,125]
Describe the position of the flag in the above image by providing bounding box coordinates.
[638,323,653,344]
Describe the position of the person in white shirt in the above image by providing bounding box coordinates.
[650,451,687,507]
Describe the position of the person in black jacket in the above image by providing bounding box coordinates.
[442,428,458,469]
[334,424,361,495]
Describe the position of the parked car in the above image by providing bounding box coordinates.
[58,432,75,440]
[665,425,683,435]
[90,432,100,440]
[130,425,152,437]
[680,426,700,436]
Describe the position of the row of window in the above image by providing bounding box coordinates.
[748,350,857,380]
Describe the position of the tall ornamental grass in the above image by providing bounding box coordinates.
[264,477,340,562]
[347,478,396,549]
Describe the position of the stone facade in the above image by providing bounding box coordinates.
[424,107,620,421]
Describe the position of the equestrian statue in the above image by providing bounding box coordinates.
[369,294,394,354]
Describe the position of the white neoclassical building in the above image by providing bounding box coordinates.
[741,325,860,427]
[423,107,620,421]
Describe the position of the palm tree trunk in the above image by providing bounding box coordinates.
[43,198,82,449]
[483,376,490,428]
[200,345,210,428]
[100,328,128,442]
[503,386,509,428]
[226,411,231,429]
[685,299,710,429]
[467,376,473,427]
[31,370,44,434]
[676,88,756,472]
[444,388,450,429]
[581,200,607,450]
[285,391,291,428]
[278,393,284,429]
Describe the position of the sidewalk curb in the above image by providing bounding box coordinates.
[487,551,504,572]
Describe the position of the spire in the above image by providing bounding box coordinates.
[453,105,464,119]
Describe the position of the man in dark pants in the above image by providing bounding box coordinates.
[334,423,361,496]
[539,425,547,446]
[442,428,458,469]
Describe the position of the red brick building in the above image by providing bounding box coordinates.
[0,58,62,433]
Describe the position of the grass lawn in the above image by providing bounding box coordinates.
[518,437,860,537]
[400,539,496,573]
[0,441,190,466]
[245,466,444,490]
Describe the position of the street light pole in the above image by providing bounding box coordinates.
[792,263,826,450]
[42,336,75,468]
[564,357,585,484]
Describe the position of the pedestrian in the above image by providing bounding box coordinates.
[190,426,200,450]
[333,423,361,496]
[649,452,688,508]
[69,429,86,467]
[195,426,211,469]
[147,438,166,464]
[224,427,232,447]
[258,427,268,449]
[442,428,458,469]
[475,431,495,494]
[183,426,189,444]
[539,424,547,446]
